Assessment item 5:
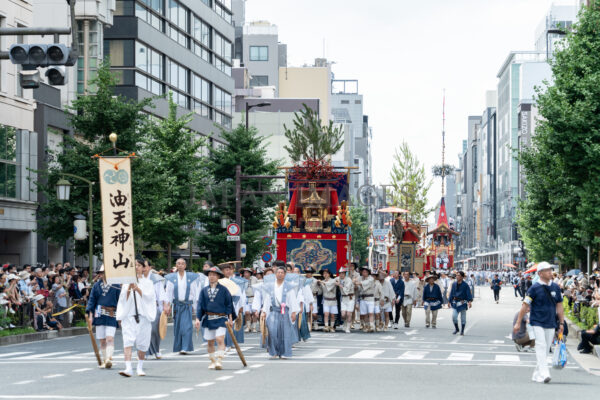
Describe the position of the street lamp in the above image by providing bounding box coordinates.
[221,215,230,229]
[56,173,95,283]
[245,101,271,130]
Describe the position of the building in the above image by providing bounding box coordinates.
[0,0,39,265]
[534,3,579,59]
[279,58,332,123]
[105,0,235,144]
[495,51,551,265]
[241,21,282,94]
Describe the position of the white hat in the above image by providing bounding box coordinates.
[6,274,17,281]
[18,271,30,280]
[537,262,553,272]
[32,294,45,302]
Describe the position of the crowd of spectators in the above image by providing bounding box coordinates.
[0,262,92,332]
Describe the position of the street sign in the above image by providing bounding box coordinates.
[373,229,390,243]
[227,223,240,236]
[262,252,273,263]
[262,235,272,247]
[227,235,240,241]
[241,243,247,258]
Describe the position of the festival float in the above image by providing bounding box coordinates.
[272,159,353,275]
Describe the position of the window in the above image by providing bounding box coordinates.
[213,33,232,63]
[249,46,268,61]
[0,16,4,92]
[135,0,163,31]
[108,40,134,67]
[340,100,349,104]
[77,20,102,93]
[135,42,162,79]
[167,0,188,47]
[135,72,162,95]
[192,16,211,47]
[249,75,268,87]
[0,125,17,198]
[355,100,362,104]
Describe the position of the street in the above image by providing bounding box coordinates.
[0,288,597,400]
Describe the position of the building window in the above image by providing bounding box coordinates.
[249,75,268,87]
[340,100,349,104]
[249,46,268,61]
[108,40,135,67]
[136,42,163,79]
[135,0,163,30]
[355,100,362,104]
[77,20,102,93]
[167,0,189,48]
[0,125,17,198]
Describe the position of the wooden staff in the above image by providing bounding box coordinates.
[86,317,102,366]
[226,320,247,367]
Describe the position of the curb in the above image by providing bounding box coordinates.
[564,317,600,376]
[0,326,88,346]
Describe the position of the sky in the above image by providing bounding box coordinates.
[244,0,578,221]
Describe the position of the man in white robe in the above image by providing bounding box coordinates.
[117,259,156,377]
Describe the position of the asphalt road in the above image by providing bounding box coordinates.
[1,286,598,400]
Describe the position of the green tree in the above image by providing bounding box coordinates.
[389,142,432,224]
[283,104,344,162]
[517,5,600,266]
[141,92,207,268]
[36,62,154,258]
[350,206,369,264]
[197,124,280,265]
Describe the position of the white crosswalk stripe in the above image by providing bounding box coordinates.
[0,352,32,358]
[302,348,340,358]
[398,351,428,360]
[447,353,474,361]
[21,351,76,359]
[495,355,520,362]
[348,350,384,359]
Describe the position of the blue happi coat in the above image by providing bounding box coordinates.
[422,283,443,311]
[85,281,121,327]
[165,272,198,352]
[449,281,473,312]
[196,283,235,330]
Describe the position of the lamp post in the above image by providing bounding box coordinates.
[245,101,271,130]
[56,173,95,283]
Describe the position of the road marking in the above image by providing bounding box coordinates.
[404,330,418,336]
[0,351,32,358]
[249,364,264,369]
[302,348,340,358]
[195,382,215,387]
[380,335,396,340]
[172,388,193,393]
[215,375,233,381]
[398,351,428,360]
[23,352,75,359]
[447,353,474,361]
[495,355,520,362]
[0,396,169,400]
[43,374,65,379]
[489,340,505,344]
[72,368,92,373]
[348,350,384,359]
[13,380,35,385]
[234,369,250,374]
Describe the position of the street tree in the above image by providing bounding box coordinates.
[350,206,369,264]
[140,92,207,268]
[36,62,154,258]
[389,142,432,224]
[197,124,280,265]
[517,5,600,266]
[283,104,344,162]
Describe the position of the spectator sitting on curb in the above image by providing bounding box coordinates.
[577,323,600,354]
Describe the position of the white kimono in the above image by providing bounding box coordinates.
[116,277,156,352]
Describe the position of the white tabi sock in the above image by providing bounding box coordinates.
[106,345,114,360]
[137,359,144,369]
[101,348,107,362]
[125,361,132,371]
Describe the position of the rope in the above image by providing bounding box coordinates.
[51,303,86,317]
[92,152,136,170]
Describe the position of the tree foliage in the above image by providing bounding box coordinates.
[196,124,280,265]
[283,104,344,162]
[389,142,432,224]
[350,206,369,264]
[517,5,600,266]
[140,92,207,267]
[36,62,153,258]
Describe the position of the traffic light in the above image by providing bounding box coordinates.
[9,43,74,86]
[19,69,41,89]
[45,66,67,86]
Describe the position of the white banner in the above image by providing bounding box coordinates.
[99,157,136,285]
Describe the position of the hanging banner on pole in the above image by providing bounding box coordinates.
[98,157,136,285]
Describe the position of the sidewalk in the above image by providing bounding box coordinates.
[565,317,600,376]
[0,326,88,346]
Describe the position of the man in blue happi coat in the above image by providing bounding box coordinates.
[422,274,443,328]
[86,264,121,369]
[449,271,473,335]
[195,266,235,370]
[164,258,199,354]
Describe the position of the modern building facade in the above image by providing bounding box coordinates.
[0,0,39,265]
[105,0,235,143]
[242,21,280,93]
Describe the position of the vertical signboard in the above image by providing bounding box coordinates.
[99,157,136,284]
